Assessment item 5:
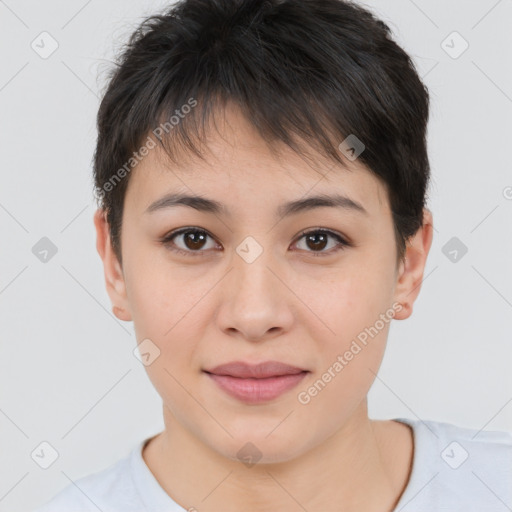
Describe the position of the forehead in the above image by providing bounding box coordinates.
[124,104,389,217]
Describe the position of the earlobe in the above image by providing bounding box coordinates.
[93,209,132,322]
[112,305,132,322]
[393,208,434,321]
[395,301,410,320]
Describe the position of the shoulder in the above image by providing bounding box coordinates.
[421,418,512,464]
[32,445,143,512]
[395,417,512,511]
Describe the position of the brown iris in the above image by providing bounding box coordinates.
[183,230,208,250]
[304,232,328,251]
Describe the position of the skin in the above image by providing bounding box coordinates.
[94,103,433,512]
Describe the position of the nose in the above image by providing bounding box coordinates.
[215,247,294,342]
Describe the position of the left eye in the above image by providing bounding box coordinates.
[293,229,349,255]
[161,228,219,256]
[161,228,349,256]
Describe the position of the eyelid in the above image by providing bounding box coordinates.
[160,226,220,257]
[294,227,351,246]
[291,227,351,256]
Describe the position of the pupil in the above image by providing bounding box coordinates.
[186,231,206,250]
[307,233,327,251]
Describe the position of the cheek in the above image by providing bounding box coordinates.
[127,267,205,412]
[123,241,204,331]
[129,274,205,350]
[303,255,395,383]
[125,254,216,378]
[296,271,393,422]
[311,261,392,336]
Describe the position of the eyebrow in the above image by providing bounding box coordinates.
[145,192,368,217]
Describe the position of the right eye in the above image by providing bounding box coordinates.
[160,227,221,256]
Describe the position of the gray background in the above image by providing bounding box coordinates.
[1,0,511,510]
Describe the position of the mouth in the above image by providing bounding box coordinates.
[203,360,310,404]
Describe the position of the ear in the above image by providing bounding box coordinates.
[393,208,434,320]
[93,208,132,322]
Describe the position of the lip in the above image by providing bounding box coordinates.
[203,361,309,404]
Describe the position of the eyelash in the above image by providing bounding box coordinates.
[160,227,351,257]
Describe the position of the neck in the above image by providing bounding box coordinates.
[143,401,411,512]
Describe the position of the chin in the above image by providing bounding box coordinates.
[210,429,308,467]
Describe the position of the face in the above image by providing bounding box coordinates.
[95,103,432,464]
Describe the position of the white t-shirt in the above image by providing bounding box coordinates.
[33,417,512,512]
